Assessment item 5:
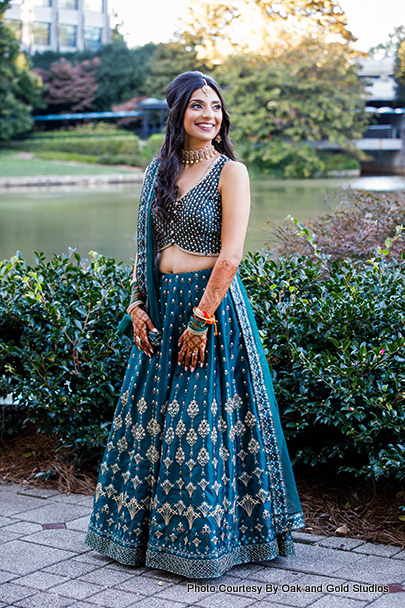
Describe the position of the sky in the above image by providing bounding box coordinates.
[111,0,405,53]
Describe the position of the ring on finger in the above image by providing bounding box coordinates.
[136,335,141,345]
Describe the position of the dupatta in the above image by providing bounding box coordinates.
[118,158,161,342]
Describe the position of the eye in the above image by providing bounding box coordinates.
[190,103,202,109]
[213,104,222,111]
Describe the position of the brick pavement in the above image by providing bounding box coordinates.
[0,484,404,608]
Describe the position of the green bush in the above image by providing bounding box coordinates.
[318,152,360,172]
[0,129,166,167]
[239,251,405,483]
[31,122,121,137]
[140,133,164,160]
[97,154,146,168]
[234,140,361,178]
[118,138,142,155]
[2,135,140,157]
[0,250,132,461]
[238,139,325,178]
[63,122,120,135]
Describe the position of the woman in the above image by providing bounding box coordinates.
[85,71,304,579]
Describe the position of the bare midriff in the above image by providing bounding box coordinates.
[157,245,218,274]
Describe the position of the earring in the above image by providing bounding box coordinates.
[215,133,222,143]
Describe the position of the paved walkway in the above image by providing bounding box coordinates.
[0,483,403,608]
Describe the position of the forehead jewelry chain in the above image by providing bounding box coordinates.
[181,143,217,164]
[201,78,212,96]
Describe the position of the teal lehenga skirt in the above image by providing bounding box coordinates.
[85,269,304,578]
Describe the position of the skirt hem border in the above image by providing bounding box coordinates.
[84,521,303,579]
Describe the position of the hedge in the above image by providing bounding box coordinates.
[239,250,405,484]
[1,135,140,157]
[1,248,404,484]
[0,250,132,462]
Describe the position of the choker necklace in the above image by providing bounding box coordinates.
[181,143,217,165]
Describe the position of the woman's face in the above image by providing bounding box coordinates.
[183,86,223,148]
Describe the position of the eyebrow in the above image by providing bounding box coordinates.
[189,98,222,104]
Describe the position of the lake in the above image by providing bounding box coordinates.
[1,175,405,265]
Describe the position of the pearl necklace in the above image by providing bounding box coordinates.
[181,143,217,165]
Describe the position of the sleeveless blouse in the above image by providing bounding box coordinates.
[151,154,230,257]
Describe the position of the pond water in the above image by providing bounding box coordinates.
[1,175,405,265]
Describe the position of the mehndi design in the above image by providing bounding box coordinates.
[129,305,157,357]
[178,260,238,371]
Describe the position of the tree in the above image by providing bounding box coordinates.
[369,25,405,59]
[176,0,355,65]
[144,42,204,98]
[255,0,355,41]
[0,0,44,139]
[38,57,100,113]
[215,37,369,176]
[396,39,405,104]
[392,29,405,105]
[176,1,241,65]
[90,41,156,110]
[31,40,157,112]
[30,50,67,71]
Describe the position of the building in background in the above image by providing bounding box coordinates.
[4,0,111,54]
[309,56,405,173]
[358,56,397,108]
[358,56,405,172]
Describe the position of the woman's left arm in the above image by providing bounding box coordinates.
[178,161,251,371]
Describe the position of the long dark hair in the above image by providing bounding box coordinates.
[152,71,236,222]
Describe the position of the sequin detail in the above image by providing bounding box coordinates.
[85,270,305,579]
[151,155,230,257]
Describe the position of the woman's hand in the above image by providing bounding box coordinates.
[178,327,207,372]
[129,305,157,357]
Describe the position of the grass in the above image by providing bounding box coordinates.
[35,151,100,164]
[0,150,139,177]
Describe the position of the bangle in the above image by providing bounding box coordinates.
[187,319,208,333]
[127,300,144,314]
[188,325,208,336]
[189,315,207,331]
[188,311,207,333]
[193,307,218,335]
[129,281,144,307]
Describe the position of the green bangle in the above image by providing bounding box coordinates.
[188,312,207,333]
[129,281,143,306]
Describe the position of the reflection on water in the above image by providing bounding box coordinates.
[348,176,405,191]
[1,175,404,264]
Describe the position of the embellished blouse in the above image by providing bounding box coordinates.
[151,154,230,257]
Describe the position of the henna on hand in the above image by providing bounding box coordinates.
[129,305,157,357]
[178,327,207,372]
[198,259,238,316]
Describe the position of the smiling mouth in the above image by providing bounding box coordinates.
[197,123,215,129]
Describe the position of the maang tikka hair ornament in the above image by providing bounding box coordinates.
[201,78,212,96]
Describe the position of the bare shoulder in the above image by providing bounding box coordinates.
[220,159,249,183]
[221,160,249,179]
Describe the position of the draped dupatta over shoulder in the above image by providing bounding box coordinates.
[135,158,162,333]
